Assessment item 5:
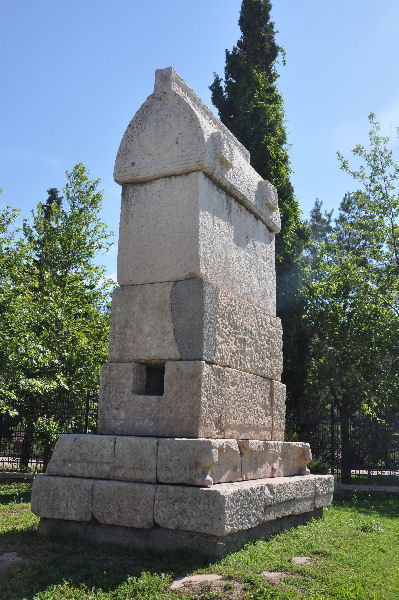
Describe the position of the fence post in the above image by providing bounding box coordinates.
[85,391,90,434]
[330,400,335,476]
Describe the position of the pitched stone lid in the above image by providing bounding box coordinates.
[114,67,281,234]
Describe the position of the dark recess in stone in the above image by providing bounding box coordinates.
[144,364,165,396]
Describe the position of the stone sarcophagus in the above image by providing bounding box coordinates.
[31,68,333,555]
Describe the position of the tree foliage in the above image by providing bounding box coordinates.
[210,0,308,405]
[0,203,27,414]
[303,115,399,479]
[0,164,114,453]
[210,0,306,268]
[302,115,399,479]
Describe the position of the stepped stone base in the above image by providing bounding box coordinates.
[32,474,333,552]
[38,508,323,556]
[45,434,312,487]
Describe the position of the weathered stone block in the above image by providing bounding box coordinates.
[157,439,241,486]
[46,434,158,483]
[154,475,333,537]
[115,67,280,310]
[209,364,273,440]
[33,473,332,540]
[198,174,276,313]
[314,474,334,508]
[239,441,283,479]
[31,475,93,522]
[238,441,312,481]
[272,381,286,441]
[210,440,242,483]
[117,172,276,311]
[46,434,115,479]
[281,443,311,476]
[99,361,146,399]
[154,480,266,536]
[108,282,179,363]
[46,436,314,487]
[115,68,280,234]
[108,278,283,380]
[113,436,158,482]
[32,68,333,550]
[264,476,316,520]
[99,360,222,438]
[99,361,275,440]
[93,480,155,528]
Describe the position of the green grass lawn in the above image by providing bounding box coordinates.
[0,483,398,600]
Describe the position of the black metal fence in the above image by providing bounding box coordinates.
[2,392,399,485]
[286,406,399,485]
[0,391,98,472]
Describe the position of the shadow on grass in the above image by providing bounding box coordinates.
[1,486,397,599]
[0,483,218,599]
[0,526,217,600]
[0,488,31,505]
[333,491,399,519]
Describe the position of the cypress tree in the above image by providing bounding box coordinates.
[210,0,308,411]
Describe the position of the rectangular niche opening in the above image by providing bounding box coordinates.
[144,363,165,396]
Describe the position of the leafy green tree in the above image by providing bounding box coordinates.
[0,203,27,415]
[303,115,399,481]
[210,0,308,407]
[0,164,114,467]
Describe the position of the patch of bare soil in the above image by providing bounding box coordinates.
[292,556,315,566]
[170,574,245,600]
[260,571,291,585]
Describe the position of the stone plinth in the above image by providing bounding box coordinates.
[33,474,333,552]
[98,361,285,440]
[45,434,312,486]
[31,67,333,554]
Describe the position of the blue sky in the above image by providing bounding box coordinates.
[1,0,399,277]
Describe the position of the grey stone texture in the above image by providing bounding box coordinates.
[47,434,158,483]
[93,480,155,528]
[263,476,317,521]
[108,278,283,380]
[109,282,180,363]
[239,441,283,479]
[272,381,286,441]
[31,475,93,522]
[45,435,312,487]
[281,442,312,476]
[46,434,116,479]
[314,474,335,508]
[154,474,333,536]
[32,67,334,552]
[114,67,281,235]
[157,439,242,487]
[98,360,282,440]
[33,474,333,539]
[117,173,276,312]
[38,509,323,556]
[154,480,267,536]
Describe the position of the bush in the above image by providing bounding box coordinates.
[308,458,331,474]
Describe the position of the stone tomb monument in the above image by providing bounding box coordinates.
[31,67,333,554]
